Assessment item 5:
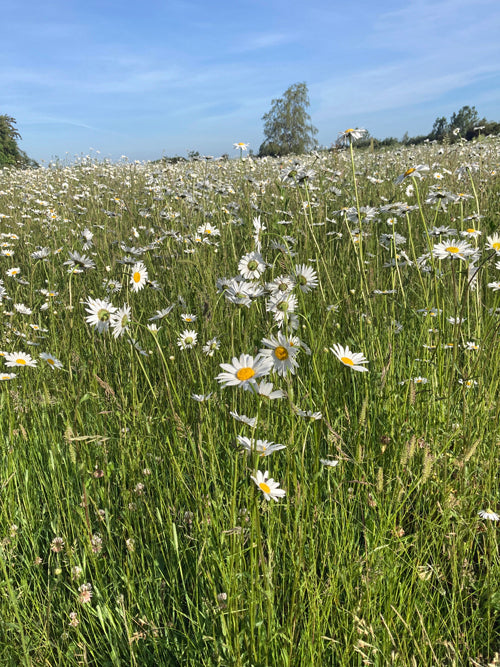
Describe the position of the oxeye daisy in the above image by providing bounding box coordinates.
[255,381,285,399]
[233,142,249,151]
[177,329,198,349]
[394,164,429,185]
[84,297,117,334]
[237,436,286,457]
[216,353,272,390]
[130,262,148,292]
[110,304,132,338]
[337,128,367,145]
[0,372,16,380]
[180,313,197,323]
[293,264,318,293]
[330,344,369,372]
[4,351,37,368]
[40,352,63,369]
[479,508,499,521]
[202,337,220,357]
[251,470,286,502]
[486,234,500,254]
[260,333,299,377]
[433,239,473,260]
[238,251,267,280]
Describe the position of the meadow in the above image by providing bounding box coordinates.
[0,134,499,666]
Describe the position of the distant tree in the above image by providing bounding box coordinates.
[259,82,318,157]
[449,106,480,136]
[0,115,37,168]
[430,116,449,141]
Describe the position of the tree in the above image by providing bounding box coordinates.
[0,115,37,168]
[259,83,318,157]
[449,105,480,136]
[430,116,449,141]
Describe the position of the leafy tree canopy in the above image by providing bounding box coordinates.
[259,83,318,157]
[0,115,38,168]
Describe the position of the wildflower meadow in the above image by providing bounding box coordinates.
[0,135,499,665]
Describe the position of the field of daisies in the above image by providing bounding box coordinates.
[0,134,499,666]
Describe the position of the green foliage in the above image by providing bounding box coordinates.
[259,82,318,157]
[0,115,37,168]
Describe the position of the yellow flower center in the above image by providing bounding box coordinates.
[466,229,475,233]
[259,482,271,494]
[341,357,354,366]
[493,242,500,250]
[133,272,141,283]
[345,128,355,133]
[47,359,54,365]
[404,168,416,177]
[16,359,26,365]
[205,229,211,234]
[274,346,289,361]
[445,246,459,253]
[236,367,255,381]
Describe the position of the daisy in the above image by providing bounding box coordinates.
[394,164,429,185]
[40,352,63,369]
[130,262,148,292]
[230,411,257,428]
[216,353,272,390]
[433,239,473,261]
[84,298,117,334]
[251,470,286,502]
[478,509,499,521]
[266,275,295,297]
[177,330,198,349]
[294,264,318,293]
[202,338,220,357]
[110,304,132,338]
[237,436,286,457]
[267,293,298,323]
[260,333,299,377]
[233,142,249,151]
[64,251,95,271]
[464,341,480,350]
[320,459,339,467]
[196,223,220,237]
[238,251,267,280]
[487,281,500,291]
[180,313,197,323]
[6,268,20,277]
[0,373,16,380]
[458,378,477,388]
[255,381,285,399]
[191,393,213,402]
[460,228,481,239]
[4,351,37,368]
[149,306,175,321]
[337,128,367,145]
[330,344,369,372]
[295,408,322,421]
[486,234,500,253]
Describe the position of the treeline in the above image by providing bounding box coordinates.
[349,106,500,149]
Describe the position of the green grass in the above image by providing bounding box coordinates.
[0,140,499,665]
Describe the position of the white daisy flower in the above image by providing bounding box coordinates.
[260,332,299,377]
[433,239,474,261]
[0,372,16,380]
[177,330,198,349]
[39,352,63,369]
[230,412,257,428]
[479,509,500,521]
[254,381,285,400]
[237,436,286,457]
[216,354,272,390]
[330,344,369,372]
[180,313,197,323]
[191,393,213,402]
[130,262,148,292]
[295,408,322,421]
[320,459,339,467]
[202,337,220,357]
[294,264,318,293]
[4,351,37,368]
[238,251,267,280]
[251,470,286,502]
[84,297,117,334]
[337,128,367,145]
[110,304,132,338]
[394,164,429,185]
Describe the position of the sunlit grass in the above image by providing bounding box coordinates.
[0,138,499,665]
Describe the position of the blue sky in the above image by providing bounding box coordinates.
[3,0,500,163]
